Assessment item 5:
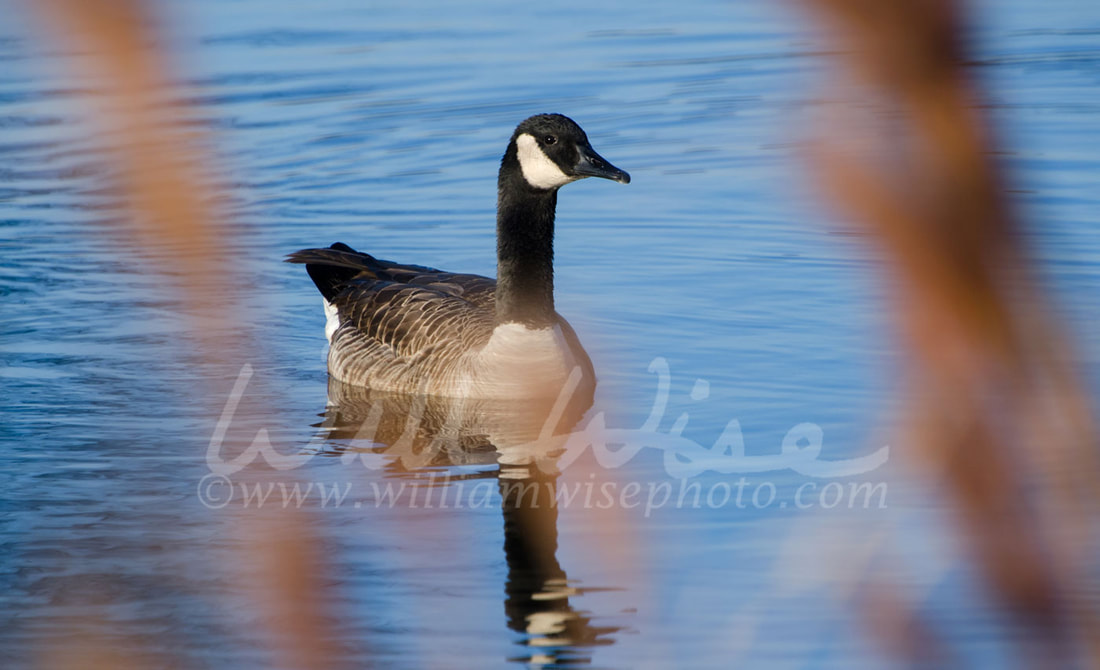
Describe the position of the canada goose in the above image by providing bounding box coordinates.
[288,114,629,399]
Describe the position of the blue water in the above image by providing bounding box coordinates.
[2,0,1098,667]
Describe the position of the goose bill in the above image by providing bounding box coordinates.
[573,147,630,184]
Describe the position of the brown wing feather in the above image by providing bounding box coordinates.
[326,275,496,390]
[371,261,497,311]
[287,244,497,310]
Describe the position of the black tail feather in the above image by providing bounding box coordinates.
[286,242,389,301]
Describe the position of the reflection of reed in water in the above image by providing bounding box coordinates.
[320,375,620,662]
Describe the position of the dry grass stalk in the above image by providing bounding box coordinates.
[26,2,345,668]
[802,0,1100,663]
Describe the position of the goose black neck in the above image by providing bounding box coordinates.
[496,169,558,328]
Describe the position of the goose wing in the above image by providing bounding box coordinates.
[287,243,496,310]
[372,260,497,311]
[286,243,497,387]
[328,275,494,360]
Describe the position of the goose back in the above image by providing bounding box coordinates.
[287,243,593,399]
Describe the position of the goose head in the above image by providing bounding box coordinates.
[505,114,630,191]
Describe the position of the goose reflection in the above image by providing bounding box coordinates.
[319,375,619,664]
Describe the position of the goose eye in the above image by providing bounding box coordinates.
[543,135,557,145]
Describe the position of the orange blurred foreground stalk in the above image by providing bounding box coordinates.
[802,0,1100,664]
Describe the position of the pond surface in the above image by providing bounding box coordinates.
[2,0,1098,667]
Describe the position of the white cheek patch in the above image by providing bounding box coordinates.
[515,133,574,190]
